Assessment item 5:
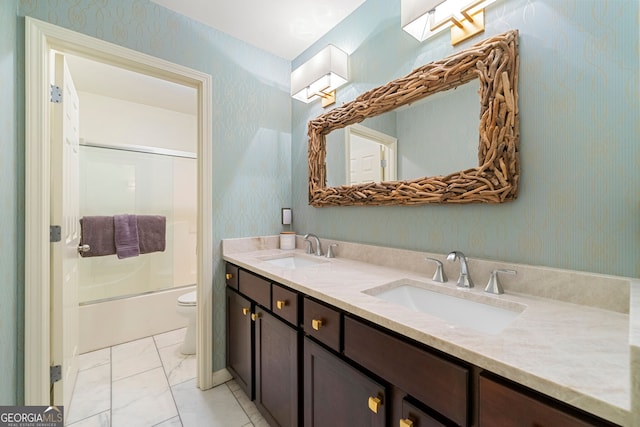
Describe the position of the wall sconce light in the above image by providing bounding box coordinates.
[291,45,349,108]
[401,0,499,45]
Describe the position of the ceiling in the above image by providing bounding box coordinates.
[149,0,366,60]
[67,1,367,115]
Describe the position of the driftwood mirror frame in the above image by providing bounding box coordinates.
[308,30,520,207]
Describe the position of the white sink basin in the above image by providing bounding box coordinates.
[366,281,524,334]
[261,254,326,269]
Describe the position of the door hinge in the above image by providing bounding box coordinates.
[50,365,62,384]
[50,225,61,243]
[50,84,62,103]
[380,159,387,168]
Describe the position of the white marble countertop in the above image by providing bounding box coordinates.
[222,236,637,426]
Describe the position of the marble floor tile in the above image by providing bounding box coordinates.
[112,336,161,381]
[228,381,264,424]
[70,331,262,427]
[154,328,187,350]
[112,367,177,427]
[66,364,111,425]
[158,342,196,386]
[171,380,250,427]
[78,348,110,371]
[67,410,110,427]
[152,415,183,426]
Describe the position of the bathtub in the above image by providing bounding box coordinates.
[78,285,195,353]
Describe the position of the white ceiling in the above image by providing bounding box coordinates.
[149,0,366,60]
[66,1,366,115]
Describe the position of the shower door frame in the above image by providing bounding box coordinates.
[24,17,217,404]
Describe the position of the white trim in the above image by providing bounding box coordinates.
[25,17,214,404]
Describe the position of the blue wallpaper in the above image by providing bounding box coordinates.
[292,0,639,279]
[0,0,20,406]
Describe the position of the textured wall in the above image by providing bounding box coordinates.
[15,0,291,379]
[0,0,21,405]
[292,0,639,278]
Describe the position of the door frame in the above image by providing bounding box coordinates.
[25,17,214,404]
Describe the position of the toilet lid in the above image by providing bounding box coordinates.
[178,291,197,306]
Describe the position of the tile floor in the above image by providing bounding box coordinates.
[66,328,269,427]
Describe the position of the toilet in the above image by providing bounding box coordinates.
[176,291,197,355]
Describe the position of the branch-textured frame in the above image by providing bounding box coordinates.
[308,30,520,207]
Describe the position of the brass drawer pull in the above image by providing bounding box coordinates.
[399,418,414,427]
[242,307,249,316]
[251,312,260,321]
[276,300,287,310]
[311,319,323,331]
[368,396,382,414]
[225,273,233,280]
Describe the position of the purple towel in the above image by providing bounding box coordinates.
[137,215,166,254]
[114,214,140,259]
[79,216,116,257]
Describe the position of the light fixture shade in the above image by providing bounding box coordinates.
[291,45,349,104]
[402,0,499,43]
[401,0,447,41]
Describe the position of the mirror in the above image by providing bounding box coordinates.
[325,80,479,186]
[308,30,520,206]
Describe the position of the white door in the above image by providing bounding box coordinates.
[50,52,81,409]
[349,134,383,185]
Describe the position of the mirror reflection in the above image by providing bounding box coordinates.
[325,80,479,187]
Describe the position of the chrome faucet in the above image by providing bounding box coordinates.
[447,251,473,288]
[303,233,323,256]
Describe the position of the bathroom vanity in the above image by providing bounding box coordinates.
[222,236,637,427]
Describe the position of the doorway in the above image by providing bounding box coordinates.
[25,17,214,405]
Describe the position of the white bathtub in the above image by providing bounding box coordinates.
[78,285,194,353]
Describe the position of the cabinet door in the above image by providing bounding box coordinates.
[226,288,254,399]
[255,308,299,427]
[304,337,386,427]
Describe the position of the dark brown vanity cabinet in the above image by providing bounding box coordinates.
[303,337,387,427]
[226,268,300,427]
[226,263,618,427]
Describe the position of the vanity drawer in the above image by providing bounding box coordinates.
[479,374,611,427]
[225,263,239,290]
[303,297,341,352]
[401,399,447,427]
[272,284,299,326]
[239,270,271,309]
[344,316,469,426]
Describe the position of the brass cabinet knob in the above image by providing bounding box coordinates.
[311,319,323,331]
[368,396,382,414]
[242,307,249,316]
[251,312,260,321]
[225,273,233,280]
[276,300,287,310]
[399,418,414,427]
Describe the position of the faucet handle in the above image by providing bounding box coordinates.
[485,269,517,295]
[303,239,313,254]
[326,243,338,258]
[425,258,447,283]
